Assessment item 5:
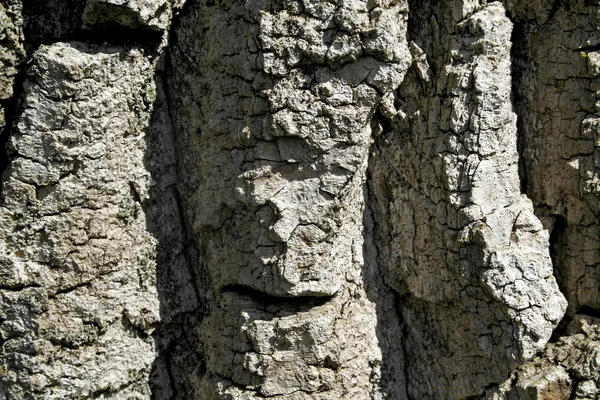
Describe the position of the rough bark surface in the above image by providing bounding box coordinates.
[0,1,598,399]
[0,0,25,174]
[368,2,566,398]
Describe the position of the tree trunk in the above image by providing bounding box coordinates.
[1,1,598,399]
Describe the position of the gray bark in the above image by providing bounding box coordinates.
[0,0,598,399]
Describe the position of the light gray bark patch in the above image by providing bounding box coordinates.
[165,0,411,397]
[0,42,161,399]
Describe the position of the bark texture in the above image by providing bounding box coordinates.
[0,0,598,399]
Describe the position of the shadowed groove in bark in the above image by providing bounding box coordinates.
[507,3,587,345]
[507,0,600,318]
[0,76,23,197]
[221,284,333,304]
[23,0,164,51]
[144,65,208,399]
[0,0,25,201]
[365,154,408,400]
[21,0,85,50]
[406,0,433,73]
[548,214,571,342]
[510,19,530,196]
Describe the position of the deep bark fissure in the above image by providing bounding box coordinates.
[365,143,409,400]
[0,70,25,191]
[21,0,86,52]
[510,19,531,196]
